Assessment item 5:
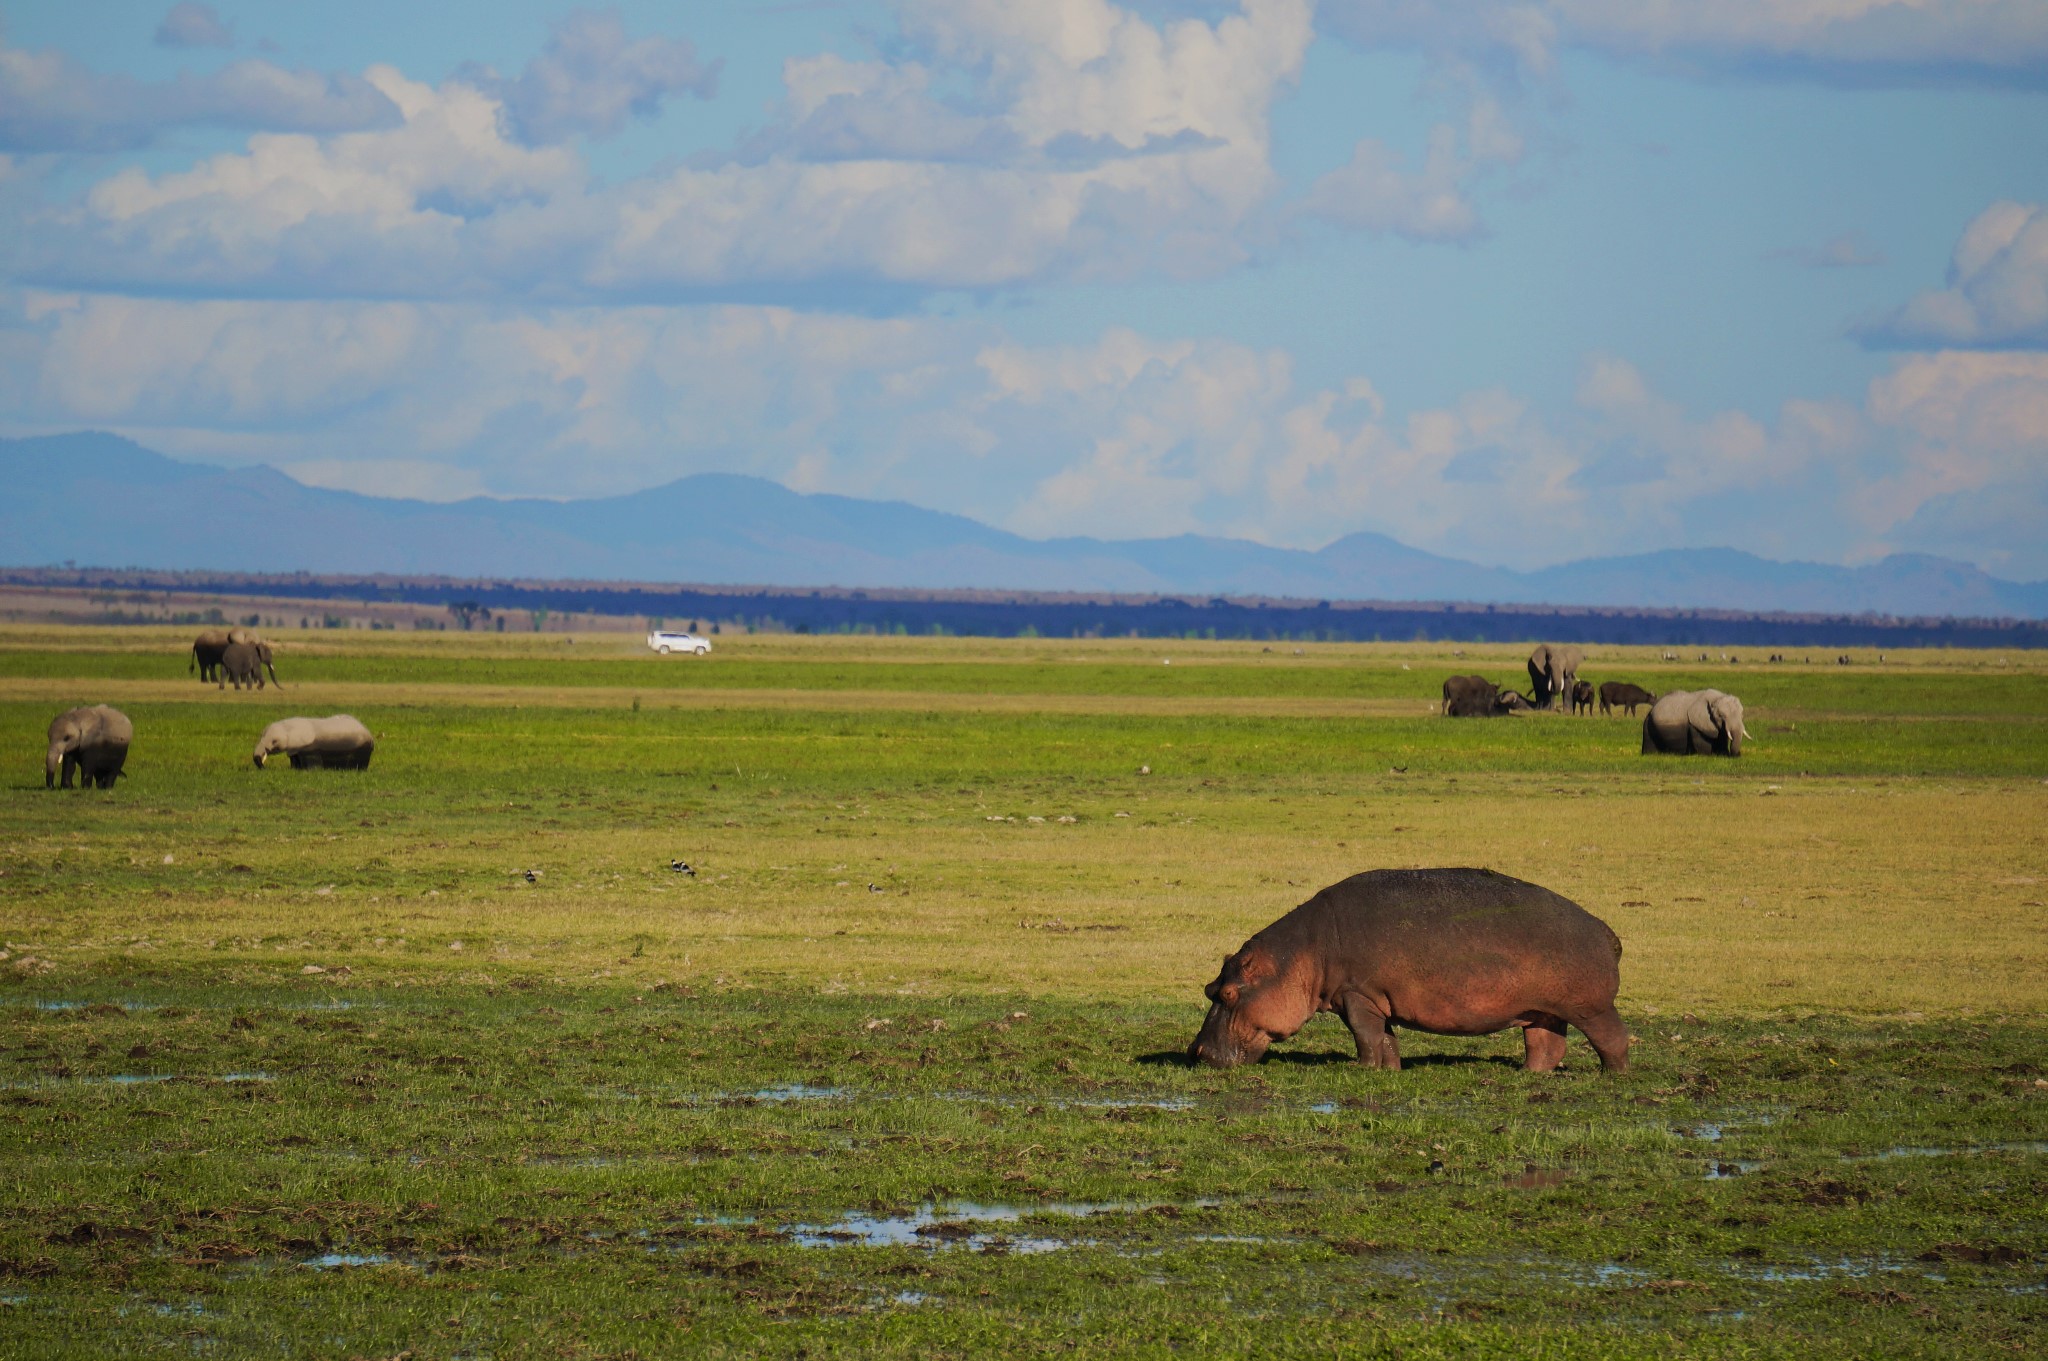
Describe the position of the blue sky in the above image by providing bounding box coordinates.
[3,0,2046,576]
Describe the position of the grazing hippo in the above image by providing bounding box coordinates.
[1189,868,1629,1073]
[253,715,374,770]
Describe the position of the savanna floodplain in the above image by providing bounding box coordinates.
[2,627,2044,1358]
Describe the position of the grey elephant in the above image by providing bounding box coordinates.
[189,630,231,682]
[47,705,132,789]
[218,640,282,690]
[254,715,373,769]
[1442,674,1530,717]
[193,628,265,683]
[1527,644,1585,711]
[1641,689,1748,757]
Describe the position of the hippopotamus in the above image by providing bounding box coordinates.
[1189,868,1629,1073]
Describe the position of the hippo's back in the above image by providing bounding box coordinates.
[1271,868,1622,1021]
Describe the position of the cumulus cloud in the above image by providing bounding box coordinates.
[16,0,1316,300]
[156,3,234,50]
[0,41,400,152]
[464,8,720,145]
[1293,86,1523,243]
[1863,201,2048,348]
[1322,0,2048,88]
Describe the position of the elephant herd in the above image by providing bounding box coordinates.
[45,706,375,787]
[1442,645,1749,758]
[44,631,372,788]
[190,628,283,690]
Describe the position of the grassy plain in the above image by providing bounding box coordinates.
[2,626,2044,1357]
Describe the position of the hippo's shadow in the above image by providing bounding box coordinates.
[1387,1052,1524,1070]
[1135,1048,1525,1070]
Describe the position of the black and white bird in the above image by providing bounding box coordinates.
[669,860,695,876]
[524,869,540,883]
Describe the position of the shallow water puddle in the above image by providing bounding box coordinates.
[1847,1140,2048,1161]
[1,1072,273,1090]
[783,1197,1223,1253]
[301,1253,394,1270]
[747,1084,850,1103]
[1704,1160,1761,1179]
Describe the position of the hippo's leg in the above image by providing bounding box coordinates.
[1575,1008,1631,1073]
[1522,1016,1568,1071]
[1338,995,1401,1070]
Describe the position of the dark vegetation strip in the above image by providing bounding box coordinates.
[10,566,2048,646]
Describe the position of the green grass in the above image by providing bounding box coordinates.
[3,986,2043,1358]
[2,628,2044,1357]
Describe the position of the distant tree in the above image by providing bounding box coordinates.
[448,601,490,631]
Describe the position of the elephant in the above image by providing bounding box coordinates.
[254,715,373,770]
[1442,674,1531,718]
[191,628,263,682]
[218,640,282,690]
[1527,644,1585,711]
[1641,689,1748,757]
[47,705,132,789]
[190,630,231,682]
[1570,680,1595,715]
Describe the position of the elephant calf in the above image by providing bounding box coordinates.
[254,715,374,770]
[219,640,282,690]
[1641,689,1748,757]
[47,705,132,789]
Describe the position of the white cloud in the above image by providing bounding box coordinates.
[0,41,400,152]
[17,0,1315,300]
[1322,0,2048,88]
[463,9,720,145]
[1864,201,2048,348]
[155,3,234,51]
[5,293,2047,573]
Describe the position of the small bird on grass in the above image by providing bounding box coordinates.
[670,860,695,876]
[524,869,540,883]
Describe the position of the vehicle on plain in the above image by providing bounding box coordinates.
[647,631,711,656]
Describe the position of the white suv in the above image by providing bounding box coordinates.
[647,630,712,656]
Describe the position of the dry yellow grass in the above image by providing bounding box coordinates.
[5,625,2044,1019]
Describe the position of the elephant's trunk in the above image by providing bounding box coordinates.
[45,743,62,788]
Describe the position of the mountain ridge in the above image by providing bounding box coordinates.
[5,432,2044,619]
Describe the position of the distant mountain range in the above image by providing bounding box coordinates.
[6,432,2045,619]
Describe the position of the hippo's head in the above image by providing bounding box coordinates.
[1188,943,1315,1068]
